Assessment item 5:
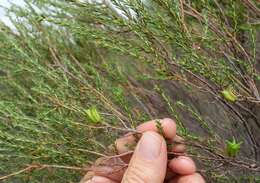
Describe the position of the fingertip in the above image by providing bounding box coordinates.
[171,144,186,153]
[171,135,185,153]
[169,156,196,175]
[162,118,177,139]
[137,118,176,139]
[168,173,205,183]
[174,135,185,143]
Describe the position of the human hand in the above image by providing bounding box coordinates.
[81,118,205,183]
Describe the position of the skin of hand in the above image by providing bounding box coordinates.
[81,118,205,183]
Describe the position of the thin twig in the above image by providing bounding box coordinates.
[0,166,34,181]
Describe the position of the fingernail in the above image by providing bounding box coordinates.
[91,176,108,183]
[137,132,162,160]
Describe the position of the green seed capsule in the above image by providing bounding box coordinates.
[85,106,102,124]
[221,88,237,102]
[225,138,242,157]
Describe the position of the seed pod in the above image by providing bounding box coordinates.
[225,138,242,157]
[221,88,237,102]
[85,106,102,124]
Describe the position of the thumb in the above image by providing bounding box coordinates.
[122,131,167,183]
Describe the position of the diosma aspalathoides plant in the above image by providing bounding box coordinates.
[0,0,259,182]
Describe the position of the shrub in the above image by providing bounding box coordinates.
[0,0,259,182]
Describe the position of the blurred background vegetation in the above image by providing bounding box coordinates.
[0,0,259,182]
